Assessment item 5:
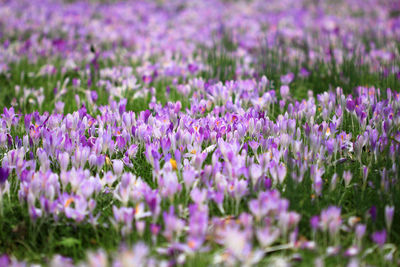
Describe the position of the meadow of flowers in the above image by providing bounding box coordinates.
[0,0,399,266]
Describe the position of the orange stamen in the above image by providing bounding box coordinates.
[65,197,74,208]
[188,240,196,249]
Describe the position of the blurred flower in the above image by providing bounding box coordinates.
[385,206,394,232]
[0,167,9,185]
[371,230,386,247]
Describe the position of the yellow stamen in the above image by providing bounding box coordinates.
[135,204,140,215]
[170,158,177,170]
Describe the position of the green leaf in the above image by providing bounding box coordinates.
[57,237,81,247]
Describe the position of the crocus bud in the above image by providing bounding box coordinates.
[343,170,352,187]
[0,167,9,185]
[55,101,65,114]
[355,224,366,242]
[58,152,69,172]
[385,206,394,232]
[113,160,124,176]
[280,85,290,99]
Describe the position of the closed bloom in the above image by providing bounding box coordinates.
[319,206,342,238]
[0,167,9,184]
[355,224,366,241]
[346,97,355,112]
[385,206,395,232]
[249,163,262,186]
[280,85,290,99]
[55,101,65,114]
[113,159,124,176]
[343,170,352,187]
[310,216,319,230]
[58,152,70,172]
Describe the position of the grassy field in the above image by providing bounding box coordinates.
[0,0,400,266]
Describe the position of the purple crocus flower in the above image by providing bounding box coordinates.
[212,190,225,213]
[280,72,294,84]
[0,255,10,266]
[91,90,98,102]
[300,68,310,77]
[190,187,207,204]
[355,224,366,241]
[58,152,69,172]
[113,160,124,176]
[256,225,280,247]
[385,206,395,231]
[280,85,290,99]
[319,206,342,237]
[0,167,9,184]
[182,167,196,189]
[310,216,319,230]
[55,101,65,114]
[249,163,262,186]
[346,98,355,112]
[162,206,185,241]
[343,170,352,187]
[2,107,18,127]
[264,177,272,189]
[371,230,386,247]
